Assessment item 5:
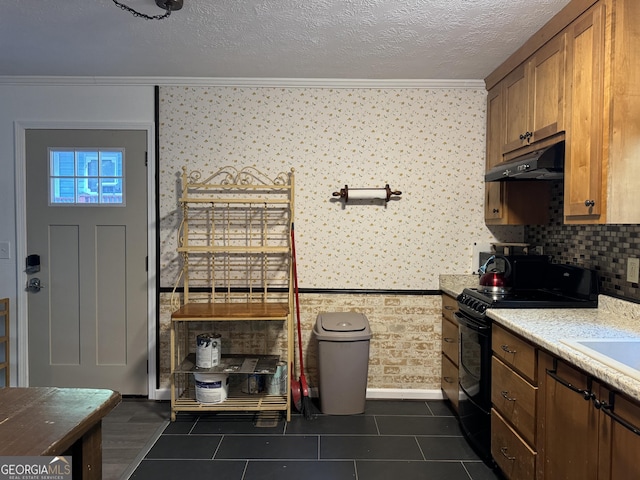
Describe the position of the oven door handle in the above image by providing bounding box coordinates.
[455,312,490,332]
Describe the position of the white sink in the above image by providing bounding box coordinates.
[560,338,640,382]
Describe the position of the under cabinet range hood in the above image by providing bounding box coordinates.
[485,141,565,181]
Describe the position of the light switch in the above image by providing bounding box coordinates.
[0,242,10,259]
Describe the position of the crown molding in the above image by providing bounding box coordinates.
[0,75,486,89]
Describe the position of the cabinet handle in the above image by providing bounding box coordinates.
[518,132,533,141]
[443,376,455,384]
[546,360,595,401]
[584,200,595,207]
[501,390,516,402]
[443,337,455,343]
[596,391,640,437]
[492,208,499,214]
[444,305,454,311]
[500,447,516,461]
[501,344,517,354]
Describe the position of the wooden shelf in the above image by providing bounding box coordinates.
[180,197,291,204]
[170,166,294,422]
[175,353,281,375]
[171,302,289,321]
[177,245,290,254]
[173,391,288,413]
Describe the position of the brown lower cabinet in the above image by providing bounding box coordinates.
[491,324,538,480]
[440,294,459,412]
[537,351,640,480]
[491,326,640,479]
[492,409,536,480]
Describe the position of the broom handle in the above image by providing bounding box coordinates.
[291,223,305,372]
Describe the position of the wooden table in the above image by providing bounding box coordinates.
[0,387,121,479]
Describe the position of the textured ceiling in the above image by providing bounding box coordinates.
[0,0,571,80]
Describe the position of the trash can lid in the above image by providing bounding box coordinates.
[314,312,372,341]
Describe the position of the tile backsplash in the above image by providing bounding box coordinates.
[525,181,640,302]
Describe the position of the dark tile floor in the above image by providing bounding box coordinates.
[128,400,502,480]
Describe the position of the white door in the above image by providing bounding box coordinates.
[25,129,148,395]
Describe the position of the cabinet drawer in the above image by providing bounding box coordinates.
[492,408,536,480]
[442,317,458,366]
[493,324,536,383]
[442,294,458,323]
[441,354,459,411]
[492,356,537,446]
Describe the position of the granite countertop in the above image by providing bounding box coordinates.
[489,296,640,402]
[439,274,640,402]
[439,274,478,297]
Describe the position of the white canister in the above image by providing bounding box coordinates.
[194,373,229,404]
[196,333,221,369]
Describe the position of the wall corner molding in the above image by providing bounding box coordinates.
[0,76,486,90]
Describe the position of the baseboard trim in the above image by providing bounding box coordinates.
[152,387,445,402]
[366,388,445,400]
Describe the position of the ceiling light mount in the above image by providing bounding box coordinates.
[113,0,183,20]
[155,0,183,11]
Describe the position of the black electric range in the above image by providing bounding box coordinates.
[459,259,599,320]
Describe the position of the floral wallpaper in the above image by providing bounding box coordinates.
[158,86,520,290]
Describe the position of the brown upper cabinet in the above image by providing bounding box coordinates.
[564,4,605,221]
[485,0,640,224]
[485,81,551,225]
[503,35,566,159]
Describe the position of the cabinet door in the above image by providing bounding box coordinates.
[538,354,598,480]
[485,86,506,222]
[529,33,566,143]
[503,64,530,154]
[486,85,504,169]
[564,3,606,220]
[485,183,504,222]
[597,386,640,480]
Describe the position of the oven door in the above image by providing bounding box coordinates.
[456,311,492,462]
[457,311,492,411]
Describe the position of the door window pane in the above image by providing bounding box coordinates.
[49,149,125,205]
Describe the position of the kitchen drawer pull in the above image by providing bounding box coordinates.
[500,447,516,461]
[443,337,455,343]
[443,376,455,384]
[501,390,516,402]
[501,344,517,354]
[444,305,454,311]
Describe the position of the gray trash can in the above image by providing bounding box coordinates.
[313,312,372,415]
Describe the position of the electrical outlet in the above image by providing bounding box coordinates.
[627,257,640,283]
[0,242,10,259]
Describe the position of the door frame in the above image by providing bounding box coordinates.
[14,121,159,399]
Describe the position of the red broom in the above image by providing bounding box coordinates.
[290,222,313,419]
